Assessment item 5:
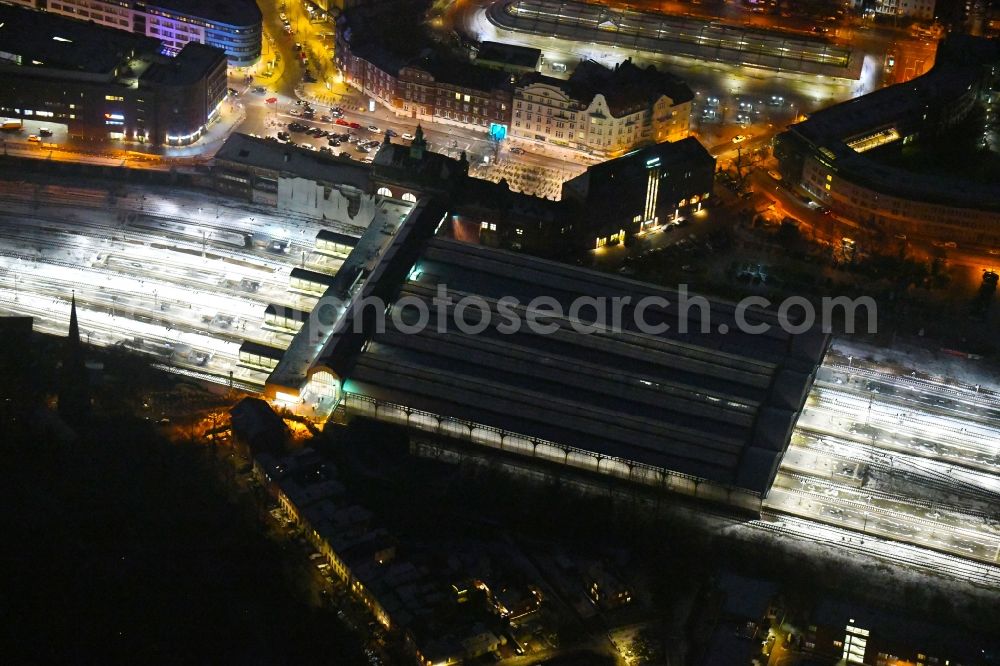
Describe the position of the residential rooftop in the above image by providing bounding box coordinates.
[520,58,694,116]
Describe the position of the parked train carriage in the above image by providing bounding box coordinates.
[263,304,310,332]
[289,267,338,295]
[238,340,286,371]
[315,229,359,258]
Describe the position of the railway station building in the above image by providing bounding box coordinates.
[264,199,830,514]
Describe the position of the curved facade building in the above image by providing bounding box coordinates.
[1,0,262,65]
[774,35,1000,248]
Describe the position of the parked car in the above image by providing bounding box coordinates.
[336,118,350,126]
[367,125,380,133]
[349,122,362,129]
[401,133,415,141]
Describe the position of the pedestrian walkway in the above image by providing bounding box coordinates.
[160,99,247,160]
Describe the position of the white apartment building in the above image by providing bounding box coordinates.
[859,0,937,20]
[511,59,692,157]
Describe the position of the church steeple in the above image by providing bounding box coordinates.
[59,291,89,422]
[68,292,80,347]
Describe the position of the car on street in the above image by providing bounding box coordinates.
[39,128,53,137]
[349,122,362,129]
[336,118,350,126]
[289,108,302,116]
[732,134,750,144]
[509,146,525,154]
[401,133,415,141]
[320,115,332,123]
[767,169,782,181]
[385,128,398,137]
[367,125,380,133]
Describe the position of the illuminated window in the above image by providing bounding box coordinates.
[515,228,523,235]
[105,95,124,101]
[480,221,489,229]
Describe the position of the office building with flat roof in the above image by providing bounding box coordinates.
[0,4,227,145]
[774,34,1000,248]
[562,137,715,249]
[1,0,262,64]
